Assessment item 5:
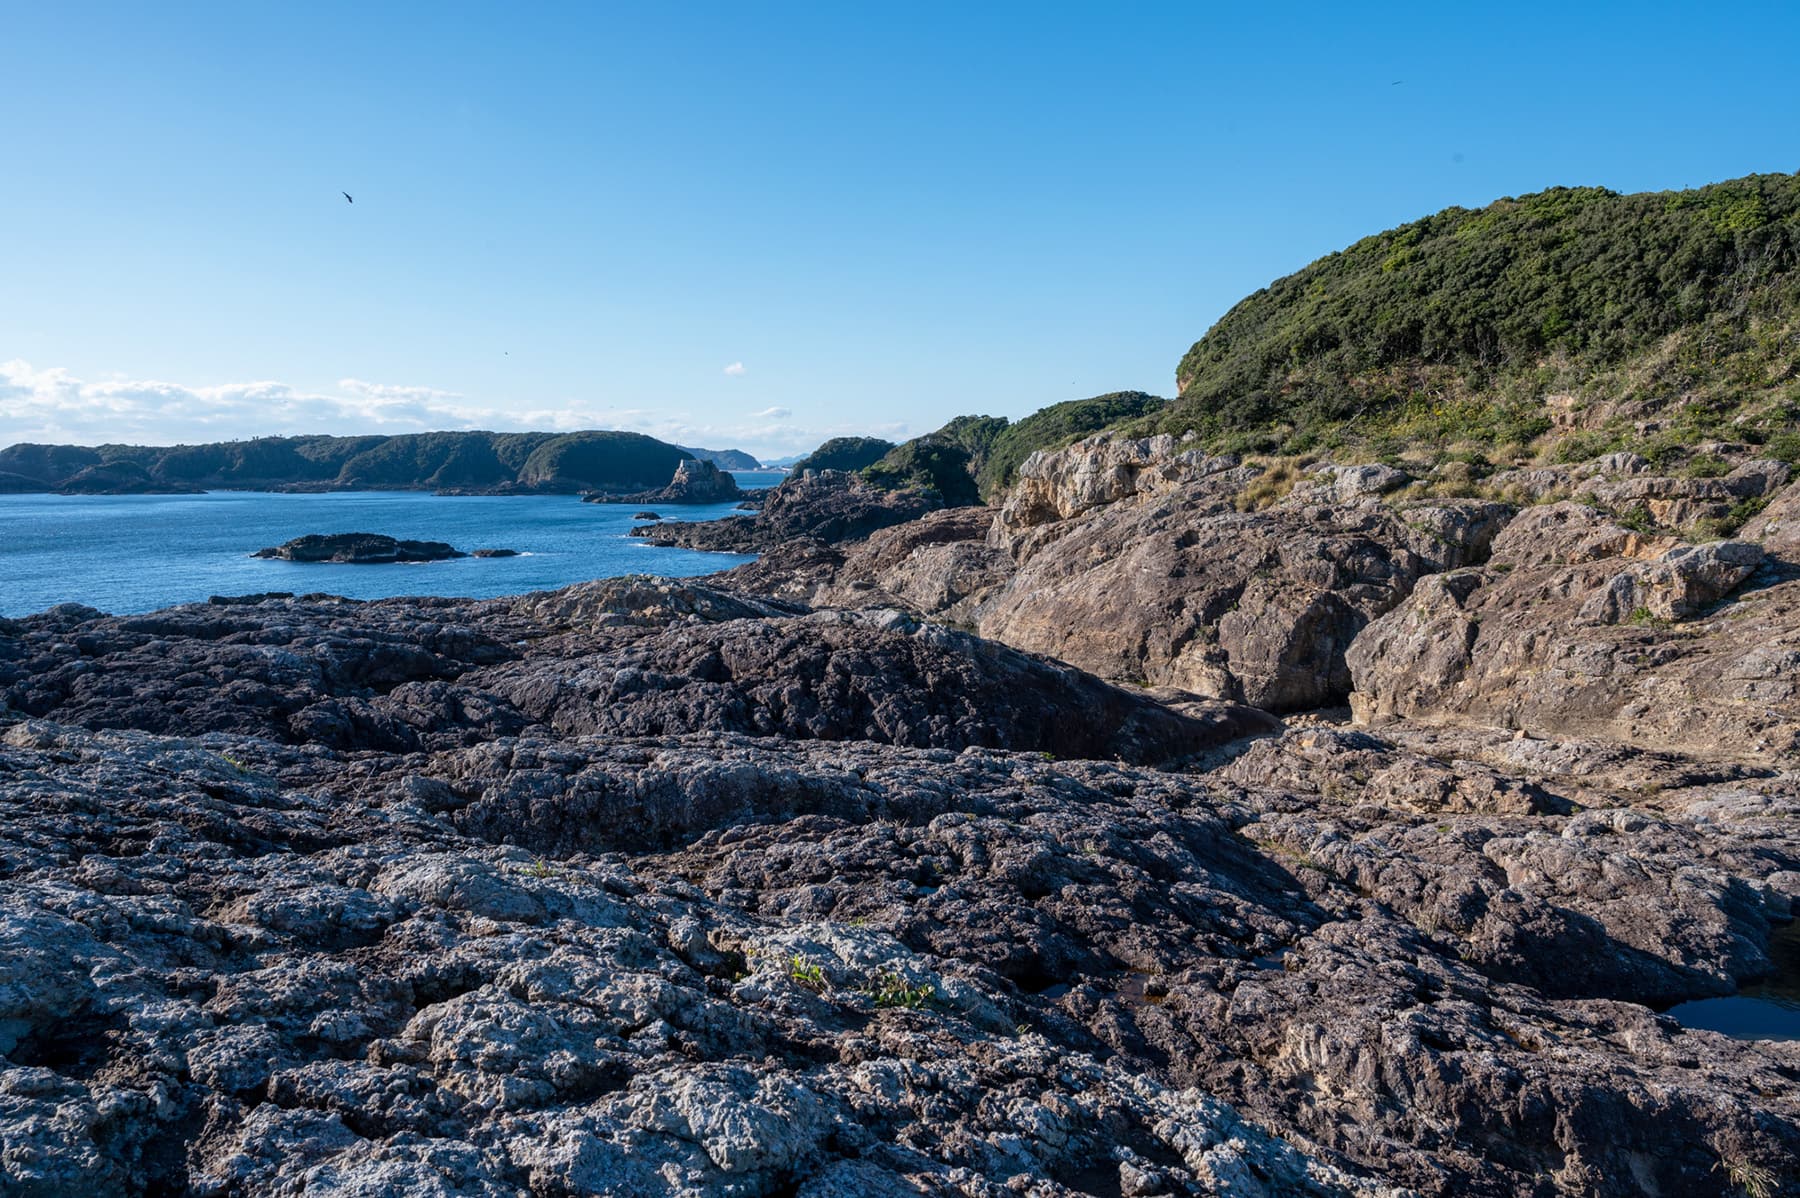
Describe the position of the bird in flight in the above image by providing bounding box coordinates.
[342,191,354,204]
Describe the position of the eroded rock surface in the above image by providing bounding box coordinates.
[709,436,1510,712]
[635,470,942,553]
[1348,501,1800,759]
[0,580,1252,768]
[3,642,1797,1195]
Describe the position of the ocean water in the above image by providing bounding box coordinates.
[0,474,784,617]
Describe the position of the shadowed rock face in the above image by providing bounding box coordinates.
[475,606,1275,770]
[0,579,1257,768]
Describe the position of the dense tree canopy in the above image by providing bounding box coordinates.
[860,394,1168,506]
[789,436,896,474]
[0,431,715,493]
[1157,173,1800,459]
[977,392,1166,496]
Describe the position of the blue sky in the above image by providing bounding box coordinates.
[3,1,1796,459]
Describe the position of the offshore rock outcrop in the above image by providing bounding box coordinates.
[253,532,472,563]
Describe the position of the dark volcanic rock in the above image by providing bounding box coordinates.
[635,470,940,551]
[3,705,1797,1195]
[0,593,516,747]
[254,532,468,563]
[0,578,1259,766]
[476,603,1275,767]
[4,572,1799,1196]
[471,547,518,558]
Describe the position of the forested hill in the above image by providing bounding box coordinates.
[1154,172,1800,462]
[0,431,754,495]
[860,392,1168,505]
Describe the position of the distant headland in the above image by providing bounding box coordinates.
[0,431,764,496]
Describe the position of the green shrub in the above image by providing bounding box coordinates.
[1148,173,1800,462]
[790,436,896,474]
[787,956,828,991]
[863,970,937,1009]
[976,392,1166,496]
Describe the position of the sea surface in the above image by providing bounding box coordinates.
[0,473,784,617]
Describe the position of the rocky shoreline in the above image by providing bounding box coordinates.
[3,432,1799,1196]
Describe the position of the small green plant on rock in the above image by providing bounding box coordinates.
[788,956,828,992]
[1692,495,1771,541]
[1681,453,1733,479]
[864,970,937,1009]
[1615,504,1661,535]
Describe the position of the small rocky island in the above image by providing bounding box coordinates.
[253,533,512,563]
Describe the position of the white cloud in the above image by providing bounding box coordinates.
[335,378,463,403]
[0,358,904,461]
[0,359,492,445]
[722,362,746,377]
